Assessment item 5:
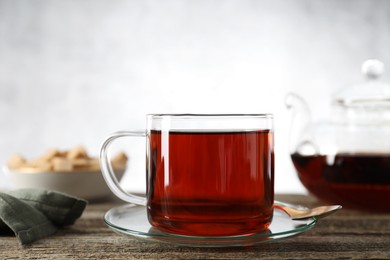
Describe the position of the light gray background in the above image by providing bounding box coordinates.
[1,0,389,193]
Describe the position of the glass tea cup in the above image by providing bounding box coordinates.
[100,114,274,236]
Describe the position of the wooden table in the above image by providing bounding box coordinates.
[1,194,389,259]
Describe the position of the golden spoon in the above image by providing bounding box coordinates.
[274,201,342,220]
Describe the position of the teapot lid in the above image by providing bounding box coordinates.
[333,59,390,108]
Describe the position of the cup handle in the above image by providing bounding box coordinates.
[100,131,147,206]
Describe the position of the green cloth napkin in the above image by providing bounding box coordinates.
[0,189,87,245]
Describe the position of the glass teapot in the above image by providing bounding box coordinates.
[286,59,390,212]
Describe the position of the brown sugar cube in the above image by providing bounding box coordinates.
[67,146,89,160]
[34,160,53,172]
[21,160,43,172]
[111,152,128,169]
[24,160,39,168]
[52,158,73,172]
[71,158,90,168]
[60,150,69,158]
[112,151,128,164]
[39,149,63,162]
[71,158,92,171]
[7,154,26,169]
[87,158,101,171]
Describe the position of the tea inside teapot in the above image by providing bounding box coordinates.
[291,152,390,212]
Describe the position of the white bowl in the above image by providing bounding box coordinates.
[2,166,125,201]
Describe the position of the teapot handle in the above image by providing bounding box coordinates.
[285,93,313,154]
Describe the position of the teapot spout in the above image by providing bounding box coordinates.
[285,93,313,154]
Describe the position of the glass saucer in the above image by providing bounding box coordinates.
[104,203,317,247]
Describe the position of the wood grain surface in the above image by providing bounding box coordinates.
[1,194,389,259]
